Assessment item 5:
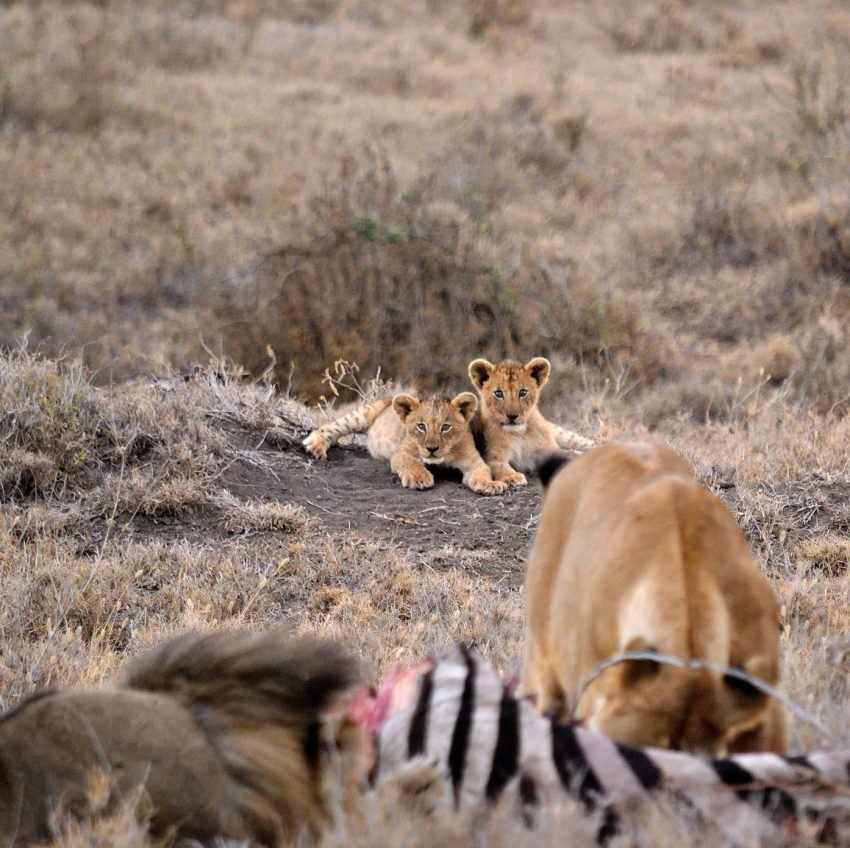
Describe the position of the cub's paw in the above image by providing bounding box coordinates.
[467,472,508,495]
[501,469,527,487]
[399,467,435,490]
[303,431,329,459]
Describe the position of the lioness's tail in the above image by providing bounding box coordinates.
[126,630,358,841]
[303,398,392,459]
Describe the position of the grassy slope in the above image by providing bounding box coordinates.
[0,350,847,845]
[0,0,849,844]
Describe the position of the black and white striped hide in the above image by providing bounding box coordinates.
[373,645,850,845]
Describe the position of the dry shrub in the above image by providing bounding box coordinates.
[216,151,657,396]
[45,784,152,848]
[0,349,119,498]
[786,192,850,281]
[787,55,850,137]
[465,0,531,38]
[216,490,308,534]
[0,346,227,501]
[0,5,118,132]
[426,0,531,38]
[438,95,580,195]
[599,0,739,54]
[200,0,341,25]
[677,176,780,272]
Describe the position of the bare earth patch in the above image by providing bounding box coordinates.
[222,440,539,577]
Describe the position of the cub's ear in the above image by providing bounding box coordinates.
[468,359,495,390]
[537,453,569,488]
[393,394,420,422]
[524,357,551,387]
[451,391,478,422]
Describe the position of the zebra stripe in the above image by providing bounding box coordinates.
[713,756,800,827]
[577,728,648,801]
[650,748,776,844]
[551,720,604,805]
[424,646,468,772]
[517,698,561,800]
[372,648,850,846]
[407,668,433,758]
[616,743,663,790]
[447,647,476,801]
[485,690,520,802]
[453,648,503,807]
[713,757,757,786]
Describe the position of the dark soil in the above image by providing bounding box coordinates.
[99,426,849,588]
[221,440,541,577]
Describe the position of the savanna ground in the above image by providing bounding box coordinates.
[1,0,849,844]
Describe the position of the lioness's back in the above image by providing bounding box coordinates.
[523,440,784,754]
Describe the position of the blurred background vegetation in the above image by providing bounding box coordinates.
[1,0,848,415]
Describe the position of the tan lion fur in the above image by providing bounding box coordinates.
[304,392,506,494]
[468,357,594,487]
[0,630,359,846]
[520,442,786,755]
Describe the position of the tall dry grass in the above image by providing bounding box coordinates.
[0,0,848,844]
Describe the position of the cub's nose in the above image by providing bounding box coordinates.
[506,413,518,423]
[427,445,439,454]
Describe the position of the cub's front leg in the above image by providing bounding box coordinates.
[390,449,434,490]
[489,461,527,487]
[453,450,508,495]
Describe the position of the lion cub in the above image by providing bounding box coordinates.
[303,393,507,494]
[468,357,594,486]
[521,442,786,755]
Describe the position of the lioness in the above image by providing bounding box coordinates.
[303,392,506,494]
[468,357,594,487]
[520,442,786,755]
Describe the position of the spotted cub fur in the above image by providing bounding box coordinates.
[303,393,507,494]
[468,357,594,487]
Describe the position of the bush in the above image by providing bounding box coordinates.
[0,6,117,133]
[214,152,658,397]
[599,0,739,54]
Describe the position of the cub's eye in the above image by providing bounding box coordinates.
[518,388,528,398]
[493,390,504,399]
[440,423,451,433]
[416,423,427,432]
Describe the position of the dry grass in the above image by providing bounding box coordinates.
[0,0,849,844]
[0,350,846,846]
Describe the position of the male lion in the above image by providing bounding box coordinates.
[0,630,360,846]
[520,442,786,755]
[468,357,594,486]
[303,392,506,494]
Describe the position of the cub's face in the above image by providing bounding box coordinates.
[393,393,477,463]
[468,357,551,431]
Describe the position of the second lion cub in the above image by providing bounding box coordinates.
[468,356,594,486]
[303,393,507,494]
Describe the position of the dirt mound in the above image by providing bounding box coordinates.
[221,440,541,581]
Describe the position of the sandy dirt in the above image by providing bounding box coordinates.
[222,439,541,580]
